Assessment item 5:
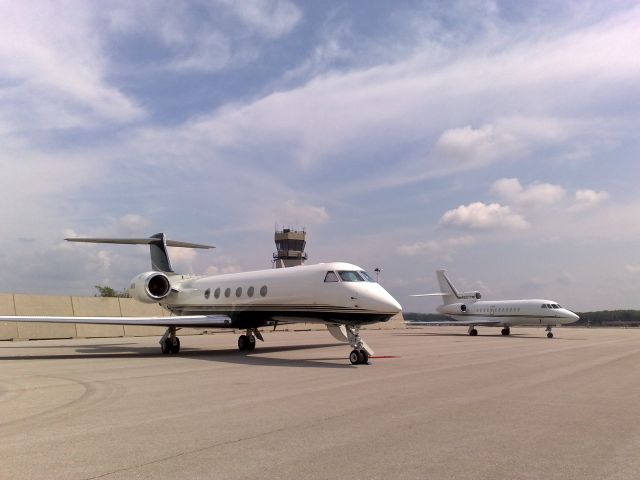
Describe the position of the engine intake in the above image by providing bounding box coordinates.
[461,291,482,300]
[438,303,468,315]
[128,271,171,304]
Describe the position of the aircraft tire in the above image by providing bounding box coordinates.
[349,350,360,365]
[501,328,510,336]
[161,338,171,354]
[247,335,256,351]
[360,350,369,365]
[547,332,554,339]
[170,337,181,354]
[469,329,478,336]
[238,335,248,351]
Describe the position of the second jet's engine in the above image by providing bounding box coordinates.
[438,303,468,315]
[459,291,482,300]
[128,271,171,303]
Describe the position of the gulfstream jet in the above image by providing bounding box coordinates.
[409,270,578,338]
[1,234,401,364]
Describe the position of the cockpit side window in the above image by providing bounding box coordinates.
[358,271,376,282]
[552,304,560,309]
[324,271,339,283]
[338,271,365,282]
[541,304,547,308]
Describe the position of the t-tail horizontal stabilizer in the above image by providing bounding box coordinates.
[411,270,481,305]
[66,233,215,273]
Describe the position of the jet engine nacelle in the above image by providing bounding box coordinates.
[460,291,482,300]
[439,303,468,315]
[128,271,171,304]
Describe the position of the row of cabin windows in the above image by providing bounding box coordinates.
[324,270,376,283]
[477,307,521,313]
[203,285,268,300]
[542,303,562,309]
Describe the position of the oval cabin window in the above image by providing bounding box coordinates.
[260,285,268,297]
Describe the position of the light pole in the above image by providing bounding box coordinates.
[374,267,382,282]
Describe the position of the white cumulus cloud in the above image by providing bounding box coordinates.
[397,235,475,258]
[440,202,530,230]
[570,189,609,211]
[216,0,302,39]
[278,200,330,226]
[435,124,522,164]
[624,265,640,274]
[117,214,151,234]
[490,178,566,208]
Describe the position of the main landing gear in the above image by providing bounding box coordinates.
[238,328,264,352]
[346,326,372,365]
[160,326,181,354]
[546,326,554,339]
[501,327,511,336]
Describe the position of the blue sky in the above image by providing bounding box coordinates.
[1,0,639,312]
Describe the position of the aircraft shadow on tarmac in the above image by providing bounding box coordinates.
[394,331,577,340]
[0,342,353,368]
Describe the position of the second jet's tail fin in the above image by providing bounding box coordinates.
[435,269,459,305]
[411,270,481,306]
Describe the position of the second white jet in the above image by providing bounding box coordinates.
[410,270,579,338]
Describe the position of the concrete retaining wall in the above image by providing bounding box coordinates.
[0,293,405,340]
[0,294,172,341]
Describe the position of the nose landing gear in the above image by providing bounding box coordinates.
[546,326,554,338]
[346,326,373,365]
[349,349,369,365]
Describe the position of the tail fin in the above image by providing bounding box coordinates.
[66,233,215,273]
[436,269,458,305]
[411,270,481,305]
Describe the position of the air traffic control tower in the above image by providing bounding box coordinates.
[273,228,308,268]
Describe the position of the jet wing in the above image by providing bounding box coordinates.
[406,319,504,326]
[0,315,232,328]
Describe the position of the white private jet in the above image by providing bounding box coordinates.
[1,234,402,364]
[408,270,579,338]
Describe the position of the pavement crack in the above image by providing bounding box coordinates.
[84,425,291,479]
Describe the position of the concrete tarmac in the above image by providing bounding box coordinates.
[2,327,640,479]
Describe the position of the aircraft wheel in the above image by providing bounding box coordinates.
[247,335,256,351]
[501,328,510,336]
[360,350,369,365]
[170,337,181,354]
[161,338,171,354]
[238,334,248,351]
[469,328,478,336]
[349,350,360,365]
[547,332,554,339]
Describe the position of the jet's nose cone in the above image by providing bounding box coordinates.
[564,310,579,323]
[372,287,402,313]
[386,295,403,314]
